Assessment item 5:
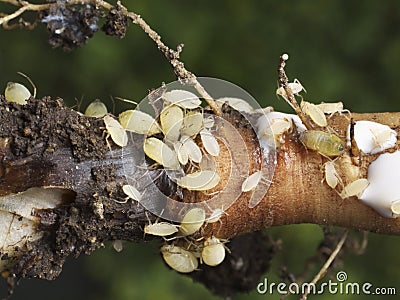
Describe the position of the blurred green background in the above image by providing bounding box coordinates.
[1,0,399,299]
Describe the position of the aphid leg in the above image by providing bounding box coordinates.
[17,71,37,98]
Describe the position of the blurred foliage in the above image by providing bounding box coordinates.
[1,0,400,299]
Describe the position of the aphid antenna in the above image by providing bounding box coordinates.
[17,71,37,98]
[109,95,116,115]
[114,96,138,107]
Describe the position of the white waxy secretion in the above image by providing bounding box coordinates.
[300,100,327,127]
[103,115,128,147]
[144,137,179,169]
[119,110,161,136]
[324,161,340,189]
[177,170,220,191]
[241,171,263,192]
[160,105,184,142]
[5,82,31,105]
[179,208,206,236]
[122,185,141,202]
[163,90,202,109]
[84,99,108,117]
[201,236,226,267]
[181,111,203,137]
[200,129,220,157]
[144,222,179,237]
[340,178,369,199]
[161,244,198,273]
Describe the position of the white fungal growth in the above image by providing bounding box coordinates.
[119,110,161,136]
[84,99,108,117]
[163,90,202,109]
[216,97,253,112]
[241,171,263,192]
[200,129,220,156]
[339,178,369,199]
[5,82,31,105]
[103,116,128,147]
[181,111,203,137]
[359,151,400,218]
[300,100,327,127]
[144,137,179,169]
[201,236,226,267]
[161,244,198,273]
[160,105,184,142]
[182,137,202,163]
[122,185,141,202]
[179,208,206,236]
[177,170,220,191]
[347,120,397,154]
[144,222,179,237]
[324,161,340,189]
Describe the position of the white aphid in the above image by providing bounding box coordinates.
[270,118,292,136]
[340,178,369,199]
[276,79,306,99]
[122,185,141,202]
[112,240,124,252]
[144,137,179,169]
[179,208,206,236]
[347,120,397,154]
[174,141,189,165]
[182,137,202,163]
[119,110,161,136]
[84,99,108,117]
[103,115,128,147]
[5,82,31,105]
[203,116,215,129]
[163,90,202,109]
[160,105,183,142]
[315,102,345,114]
[177,170,220,191]
[300,100,327,127]
[206,208,225,224]
[200,129,220,156]
[216,97,253,112]
[324,161,340,189]
[241,171,263,192]
[161,244,198,273]
[201,236,226,267]
[144,222,179,237]
[391,200,400,215]
[181,111,203,137]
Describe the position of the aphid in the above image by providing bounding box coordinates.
[270,118,292,136]
[203,116,215,129]
[201,236,225,267]
[144,137,179,169]
[103,115,128,147]
[181,111,203,137]
[391,199,400,215]
[112,240,124,252]
[299,130,344,157]
[206,208,226,224]
[339,178,369,199]
[161,244,198,273]
[160,105,183,142]
[174,141,189,165]
[182,137,202,163]
[84,99,108,117]
[276,79,306,100]
[177,170,220,191]
[324,161,340,189]
[315,102,345,115]
[163,89,202,109]
[370,127,395,150]
[4,82,31,105]
[179,208,206,236]
[300,100,327,127]
[241,171,263,192]
[122,185,141,202]
[144,221,179,237]
[216,97,253,112]
[200,129,220,156]
[119,110,161,136]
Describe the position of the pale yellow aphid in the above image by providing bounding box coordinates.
[300,100,327,127]
[103,115,128,147]
[370,127,395,150]
[182,137,202,163]
[324,161,340,189]
[174,141,189,165]
[5,82,31,105]
[270,118,292,136]
[201,236,225,267]
[161,244,198,273]
[84,99,108,117]
[122,185,141,202]
[160,105,183,142]
[144,221,179,237]
[177,170,220,191]
[299,130,344,157]
[315,102,345,114]
[179,208,206,236]
[241,171,263,192]
[163,89,202,109]
[340,178,369,199]
[216,97,253,112]
[119,110,161,136]
[181,111,203,137]
[390,199,400,215]
[144,137,179,169]
[112,240,124,252]
[200,129,220,157]
[276,78,306,100]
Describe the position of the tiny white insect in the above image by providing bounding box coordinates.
[84,99,108,117]
[122,185,141,202]
[270,118,292,136]
[276,79,306,100]
[112,240,124,252]
[203,116,215,129]
[163,89,202,109]
[177,170,220,191]
[161,244,198,273]
[179,208,206,236]
[206,208,226,224]
[241,171,263,192]
[201,236,226,267]
[144,137,179,169]
[300,100,327,127]
[315,102,346,115]
[200,129,220,157]
[103,115,128,147]
[4,82,31,105]
[119,110,161,136]
[181,111,203,137]
[174,141,189,165]
[182,137,202,163]
[144,221,179,237]
[390,199,400,215]
[216,97,253,112]
[340,178,369,199]
[160,105,184,142]
[324,161,340,189]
